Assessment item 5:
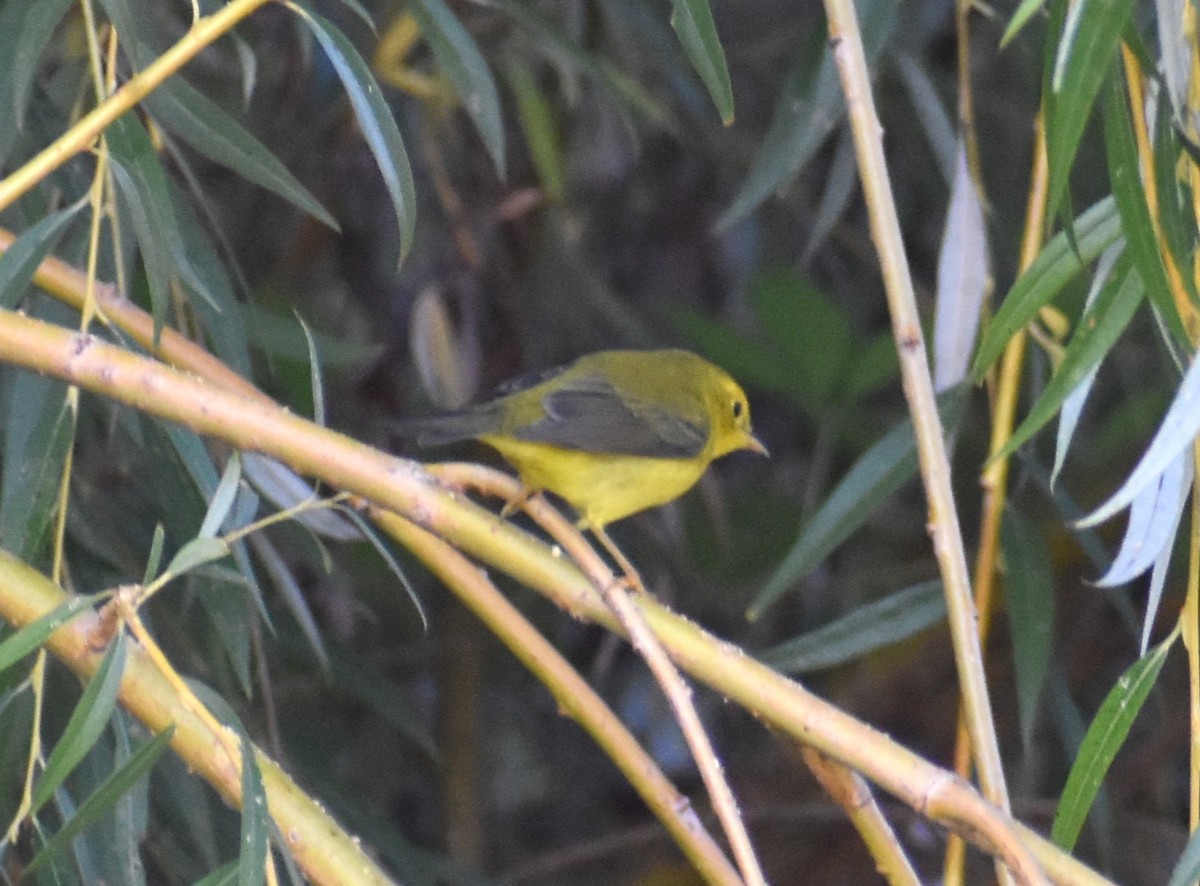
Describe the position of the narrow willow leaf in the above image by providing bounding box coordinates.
[108,156,172,337]
[749,385,968,619]
[107,111,185,341]
[1045,0,1136,221]
[145,78,339,231]
[0,595,101,676]
[0,373,74,559]
[1157,0,1189,112]
[506,60,565,202]
[175,686,267,884]
[972,197,1121,376]
[933,142,990,391]
[336,505,428,630]
[0,0,75,133]
[1051,630,1177,849]
[32,633,129,815]
[1142,501,1181,655]
[199,453,243,539]
[237,731,267,886]
[0,198,86,309]
[800,127,858,265]
[1001,508,1056,751]
[232,34,258,108]
[999,251,1142,463]
[241,453,359,541]
[293,6,416,263]
[1052,243,1125,486]
[296,313,325,427]
[893,55,956,183]
[761,581,945,674]
[1047,665,1116,862]
[1169,825,1200,886]
[195,863,239,886]
[408,0,506,176]
[493,0,675,131]
[251,533,329,669]
[670,0,734,125]
[165,537,232,578]
[1002,0,1050,47]
[718,0,896,231]
[1153,89,1199,307]
[1078,347,1200,527]
[1104,69,1186,342]
[1094,450,1189,587]
[24,727,175,876]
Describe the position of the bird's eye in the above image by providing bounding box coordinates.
[732,400,744,419]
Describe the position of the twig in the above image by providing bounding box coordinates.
[0,0,275,213]
[370,507,744,885]
[800,746,920,886]
[428,465,763,885]
[821,2,1019,882]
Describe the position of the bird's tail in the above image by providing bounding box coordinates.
[388,404,503,447]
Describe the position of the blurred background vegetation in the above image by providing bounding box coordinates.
[0,0,1192,883]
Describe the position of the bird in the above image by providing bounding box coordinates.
[397,348,767,531]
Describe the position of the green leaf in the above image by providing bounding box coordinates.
[238,730,267,886]
[165,537,233,578]
[0,372,74,560]
[1001,508,1055,751]
[194,863,239,886]
[251,534,328,670]
[0,595,102,676]
[296,313,325,427]
[1153,89,1200,308]
[408,0,506,177]
[996,251,1143,462]
[1103,69,1186,342]
[107,112,181,340]
[25,726,175,876]
[506,60,565,202]
[749,385,969,619]
[293,6,416,263]
[180,684,268,885]
[971,197,1122,377]
[494,0,676,132]
[761,581,945,674]
[0,0,75,153]
[718,0,895,231]
[33,633,129,815]
[1051,630,1176,849]
[670,0,734,125]
[1044,0,1136,222]
[0,198,86,310]
[199,453,243,539]
[1001,0,1050,47]
[144,78,339,231]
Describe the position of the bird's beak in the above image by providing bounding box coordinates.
[746,432,769,457]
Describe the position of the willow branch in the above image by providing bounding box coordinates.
[821,4,1014,878]
[0,0,274,213]
[0,310,1112,884]
[0,553,395,886]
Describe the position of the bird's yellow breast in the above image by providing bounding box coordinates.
[481,435,710,528]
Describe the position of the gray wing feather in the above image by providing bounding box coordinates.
[515,375,706,458]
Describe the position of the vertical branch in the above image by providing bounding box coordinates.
[820,0,1016,880]
[944,117,1049,886]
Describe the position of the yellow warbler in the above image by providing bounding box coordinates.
[401,349,767,528]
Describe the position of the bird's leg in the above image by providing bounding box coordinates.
[589,524,646,594]
[498,484,539,519]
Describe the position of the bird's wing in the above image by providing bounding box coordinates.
[514,373,707,458]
